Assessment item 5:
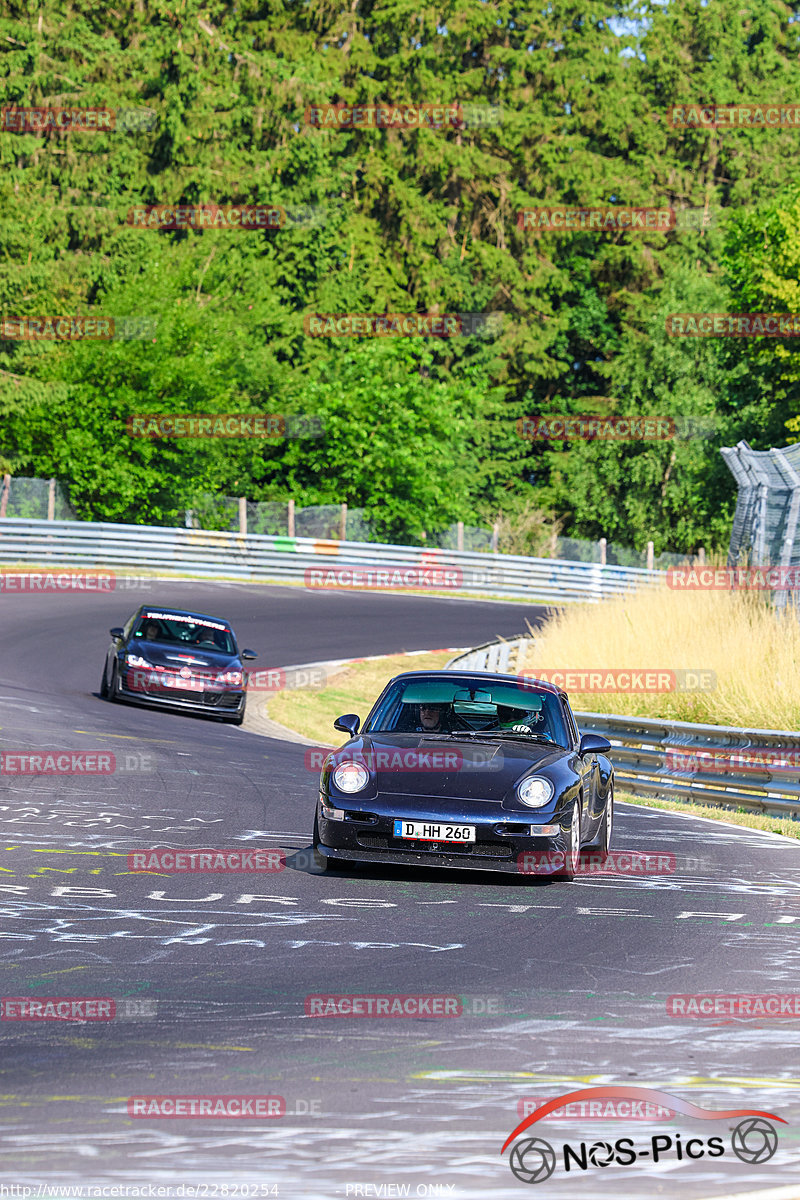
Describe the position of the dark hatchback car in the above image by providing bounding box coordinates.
[100,605,257,725]
[313,670,613,881]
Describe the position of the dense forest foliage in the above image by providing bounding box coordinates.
[2,0,800,548]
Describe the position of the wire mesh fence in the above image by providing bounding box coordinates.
[0,476,74,520]
[1,476,703,566]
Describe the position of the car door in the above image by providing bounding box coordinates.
[561,697,597,838]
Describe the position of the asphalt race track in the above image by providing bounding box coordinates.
[1,581,799,1199]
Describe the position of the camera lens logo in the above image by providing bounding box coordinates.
[731,1117,778,1164]
[588,1140,615,1166]
[508,1137,556,1184]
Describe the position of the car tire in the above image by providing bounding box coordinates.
[100,661,110,698]
[560,799,583,882]
[586,781,613,859]
[108,660,121,703]
[597,782,614,857]
[311,812,330,871]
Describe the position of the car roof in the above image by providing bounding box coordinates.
[135,605,233,629]
[386,669,568,701]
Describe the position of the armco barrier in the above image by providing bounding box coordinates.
[0,517,662,603]
[446,640,800,818]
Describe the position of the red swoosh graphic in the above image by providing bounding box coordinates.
[501,1085,785,1153]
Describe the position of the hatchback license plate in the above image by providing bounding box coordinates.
[393,820,476,842]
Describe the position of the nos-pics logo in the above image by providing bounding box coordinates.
[501,1086,784,1184]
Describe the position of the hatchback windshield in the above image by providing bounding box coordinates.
[134,613,236,656]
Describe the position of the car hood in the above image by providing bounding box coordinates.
[331,732,566,801]
[126,642,240,672]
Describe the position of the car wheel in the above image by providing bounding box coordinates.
[600,782,614,855]
[100,660,110,698]
[588,782,614,858]
[108,660,121,703]
[561,799,582,882]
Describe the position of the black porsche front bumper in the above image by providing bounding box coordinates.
[315,795,576,876]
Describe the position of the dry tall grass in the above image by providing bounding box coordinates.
[521,586,800,729]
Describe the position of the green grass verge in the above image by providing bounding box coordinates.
[267,650,456,743]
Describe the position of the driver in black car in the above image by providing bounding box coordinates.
[416,702,454,733]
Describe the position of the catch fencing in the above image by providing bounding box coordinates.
[0,517,664,603]
[447,639,800,818]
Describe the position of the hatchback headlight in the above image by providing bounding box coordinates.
[332,761,369,793]
[517,776,554,808]
[126,653,151,668]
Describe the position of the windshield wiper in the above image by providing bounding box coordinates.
[472,731,557,745]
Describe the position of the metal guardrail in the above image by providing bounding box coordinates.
[446,639,800,819]
[0,517,663,603]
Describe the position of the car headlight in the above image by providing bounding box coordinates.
[222,670,243,686]
[517,776,554,808]
[126,654,151,668]
[332,761,369,793]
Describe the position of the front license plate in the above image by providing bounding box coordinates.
[393,820,476,843]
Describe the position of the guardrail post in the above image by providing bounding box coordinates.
[646,540,654,570]
[457,521,464,552]
[47,478,56,521]
[599,537,607,566]
[238,497,247,537]
[288,499,295,538]
[698,546,705,564]
[0,473,9,518]
[340,503,347,541]
[491,521,499,553]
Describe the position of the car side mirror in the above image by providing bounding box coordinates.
[579,733,611,757]
[241,649,257,660]
[334,713,360,737]
[109,627,124,639]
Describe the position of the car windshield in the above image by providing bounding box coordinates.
[364,676,570,747]
[133,614,236,655]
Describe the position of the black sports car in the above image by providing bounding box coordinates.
[313,670,613,880]
[100,605,257,725]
